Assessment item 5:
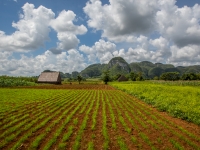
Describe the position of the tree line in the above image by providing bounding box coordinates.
[0,76,37,87]
[101,71,200,84]
[156,72,200,81]
[101,71,144,84]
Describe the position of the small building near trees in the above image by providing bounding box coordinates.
[37,72,61,84]
[118,75,128,82]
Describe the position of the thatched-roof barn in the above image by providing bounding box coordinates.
[118,75,128,82]
[37,72,61,84]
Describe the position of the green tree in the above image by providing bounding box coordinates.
[136,72,144,81]
[113,74,121,81]
[181,73,197,80]
[43,70,53,72]
[77,75,83,84]
[129,72,137,81]
[181,73,190,80]
[197,73,200,80]
[102,70,110,84]
[160,72,180,81]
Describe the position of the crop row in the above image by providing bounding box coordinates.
[0,90,87,149]
[105,90,200,149]
[110,81,200,125]
[0,88,199,149]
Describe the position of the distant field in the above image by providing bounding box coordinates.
[85,78,101,81]
[151,80,200,86]
[111,81,200,125]
[0,84,200,150]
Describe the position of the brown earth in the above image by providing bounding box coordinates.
[10,84,115,90]
[0,85,199,150]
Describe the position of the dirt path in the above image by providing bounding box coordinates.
[11,84,116,90]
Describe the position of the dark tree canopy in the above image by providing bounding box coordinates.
[181,73,197,80]
[160,72,180,81]
[129,72,137,81]
[102,70,110,84]
[77,75,83,84]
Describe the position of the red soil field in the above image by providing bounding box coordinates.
[11,84,115,90]
[0,85,199,150]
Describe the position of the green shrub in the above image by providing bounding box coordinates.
[0,78,36,87]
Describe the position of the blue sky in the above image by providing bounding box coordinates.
[0,0,200,76]
[0,0,108,48]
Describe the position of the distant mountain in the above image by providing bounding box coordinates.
[45,57,200,79]
[80,57,131,77]
[80,64,107,78]
[79,57,200,79]
[107,57,131,76]
[129,63,143,73]
[148,67,165,78]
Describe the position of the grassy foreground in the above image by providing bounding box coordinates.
[110,81,200,125]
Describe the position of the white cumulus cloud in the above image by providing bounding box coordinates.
[83,0,158,42]
[79,39,117,63]
[1,1,200,76]
[156,1,200,47]
[83,0,200,66]
[0,50,87,76]
[79,36,173,65]
[0,3,87,53]
[50,10,87,52]
[168,45,200,65]
[0,3,55,52]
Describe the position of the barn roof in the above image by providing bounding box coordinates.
[38,72,61,83]
[118,75,128,82]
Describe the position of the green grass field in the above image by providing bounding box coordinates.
[0,83,199,149]
[110,81,200,125]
